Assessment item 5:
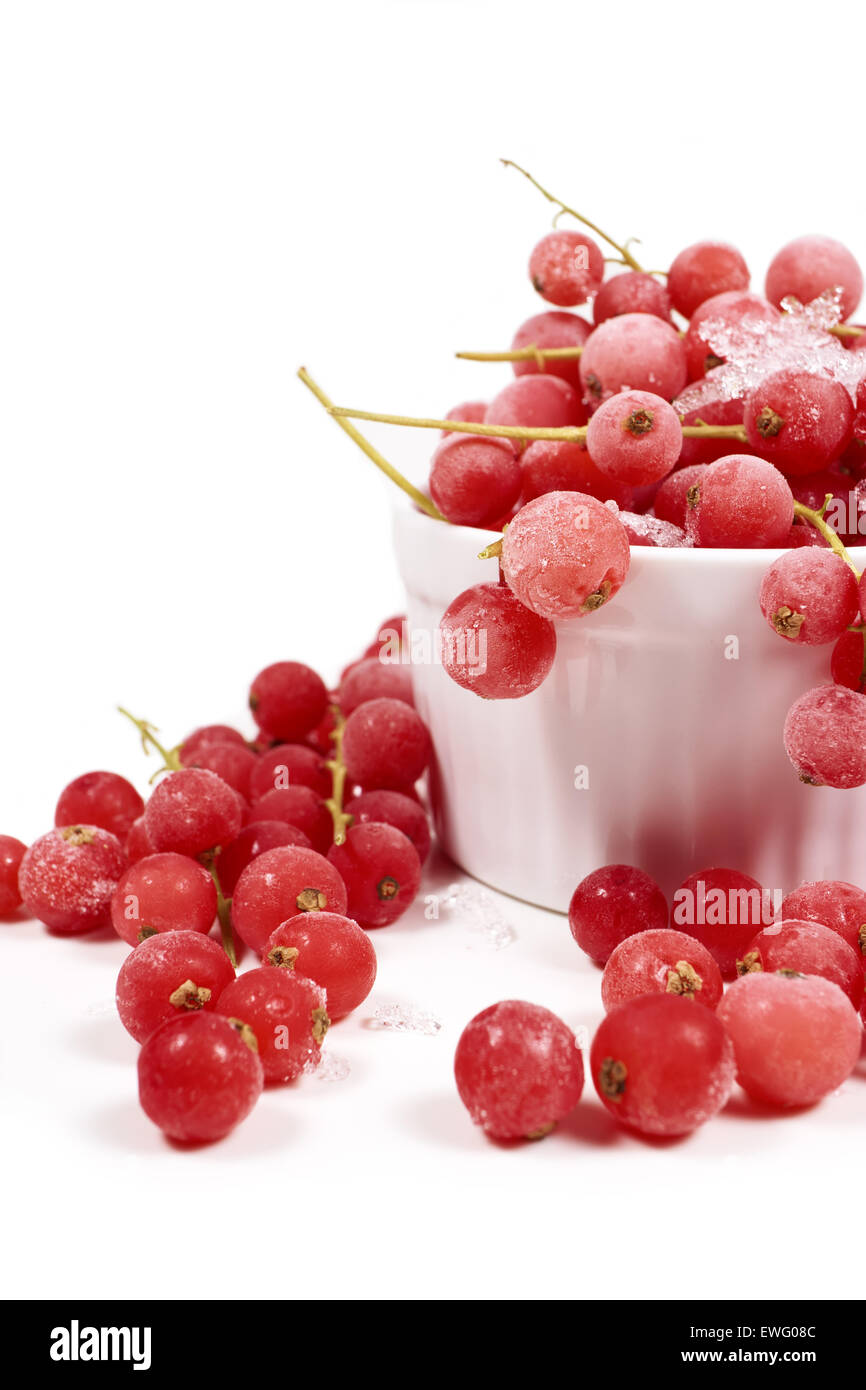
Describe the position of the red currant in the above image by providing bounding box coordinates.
[601,928,724,1012]
[116,930,236,1043]
[327,823,421,928]
[248,661,329,742]
[111,852,217,947]
[0,835,27,917]
[138,1013,263,1143]
[247,785,331,855]
[231,845,348,954]
[265,911,377,1021]
[217,820,312,897]
[19,826,126,935]
[454,1000,584,1140]
[439,581,556,700]
[737,919,864,1010]
[144,768,243,857]
[217,967,328,1083]
[342,698,431,791]
[343,789,432,864]
[569,864,668,965]
[55,771,144,842]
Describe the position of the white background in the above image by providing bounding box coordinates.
[1,0,864,1302]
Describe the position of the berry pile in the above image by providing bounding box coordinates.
[454,861,864,1142]
[301,162,866,788]
[3,635,433,1143]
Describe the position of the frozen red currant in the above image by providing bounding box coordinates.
[327,823,421,928]
[217,967,328,1083]
[737,919,864,1010]
[55,771,144,842]
[831,629,866,693]
[501,491,631,621]
[264,911,377,1021]
[591,994,735,1136]
[116,930,236,1043]
[138,1012,263,1143]
[510,310,591,390]
[0,835,27,917]
[718,972,861,1108]
[593,272,671,326]
[231,845,348,954]
[601,928,724,1012]
[682,291,778,379]
[569,864,668,965]
[110,852,217,947]
[685,455,793,547]
[144,768,243,857]
[528,229,603,307]
[486,374,586,429]
[676,396,751,465]
[19,826,126,935]
[784,685,866,788]
[671,866,769,978]
[429,434,522,527]
[343,790,432,864]
[439,582,557,700]
[579,313,687,405]
[653,464,708,529]
[454,1000,584,1140]
[247,785,331,855]
[519,439,632,507]
[667,241,750,318]
[180,740,257,799]
[744,371,854,476]
[248,661,329,742]
[341,698,431,791]
[759,549,859,645]
[338,658,415,714]
[585,390,682,486]
[780,879,866,956]
[248,743,330,802]
[217,820,312,897]
[765,235,863,321]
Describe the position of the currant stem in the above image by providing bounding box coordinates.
[324,704,353,846]
[117,707,182,778]
[829,323,864,339]
[456,345,583,364]
[297,368,447,522]
[206,859,237,968]
[501,158,645,272]
[330,405,749,447]
[793,497,862,577]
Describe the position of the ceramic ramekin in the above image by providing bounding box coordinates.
[394,505,866,912]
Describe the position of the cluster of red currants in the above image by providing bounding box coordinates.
[454,863,864,1141]
[0,634,435,1143]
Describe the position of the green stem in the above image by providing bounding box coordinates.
[793,497,862,577]
[117,707,182,778]
[323,705,353,846]
[207,859,237,968]
[501,158,645,272]
[298,368,448,522]
[329,405,749,447]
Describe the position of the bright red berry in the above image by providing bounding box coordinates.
[585,389,682,486]
[343,790,432,864]
[528,230,603,307]
[247,785,331,855]
[454,1000,584,1140]
[568,864,668,965]
[591,994,735,1136]
[759,549,860,645]
[737,919,864,1011]
[217,967,328,1083]
[685,455,793,547]
[248,661,329,742]
[780,879,866,956]
[341,698,431,791]
[601,928,724,1012]
[179,725,247,762]
[338,658,415,715]
[231,845,348,954]
[671,866,769,978]
[0,835,27,917]
[144,768,243,857]
[667,241,750,319]
[55,771,144,842]
[784,685,866,788]
[765,235,863,321]
[579,313,687,405]
[831,629,866,693]
[116,930,236,1043]
[439,582,557,700]
[110,852,217,947]
[510,310,591,390]
[248,743,331,802]
[429,434,522,527]
[501,492,631,621]
[743,370,854,476]
[180,741,257,799]
[217,821,312,897]
[19,826,126,935]
[264,911,377,1021]
[327,823,421,928]
[593,272,671,326]
[138,1013,263,1143]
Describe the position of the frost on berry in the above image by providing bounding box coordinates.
[454,1000,584,1141]
[501,492,631,622]
[19,825,126,935]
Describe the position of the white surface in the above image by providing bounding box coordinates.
[1,0,865,1302]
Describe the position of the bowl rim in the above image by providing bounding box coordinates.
[394,501,866,565]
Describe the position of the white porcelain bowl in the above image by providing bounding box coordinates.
[394,505,866,912]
